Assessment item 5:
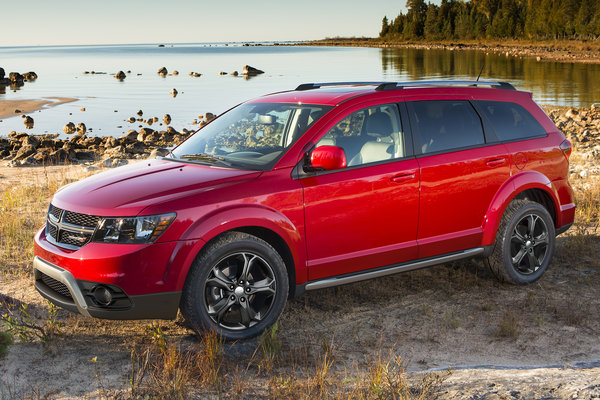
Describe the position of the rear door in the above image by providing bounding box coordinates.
[406,97,511,258]
[300,101,420,281]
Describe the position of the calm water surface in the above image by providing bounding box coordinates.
[1,44,599,138]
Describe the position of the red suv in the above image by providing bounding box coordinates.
[33,81,575,339]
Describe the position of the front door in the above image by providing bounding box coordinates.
[301,102,420,281]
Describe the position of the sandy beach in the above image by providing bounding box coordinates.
[0,97,77,120]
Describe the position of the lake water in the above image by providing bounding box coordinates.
[1,43,599,139]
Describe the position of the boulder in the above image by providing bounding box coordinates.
[170,88,178,97]
[137,128,155,142]
[22,72,37,80]
[157,67,168,76]
[166,126,178,135]
[205,112,216,122]
[104,136,118,148]
[149,148,169,158]
[172,70,179,75]
[163,114,171,124]
[23,116,34,129]
[126,141,146,154]
[231,71,239,76]
[114,71,126,80]
[21,135,40,148]
[77,122,87,134]
[0,67,4,79]
[74,151,96,162]
[15,144,35,160]
[127,117,136,123]
[242,65,264,75]
[63,122,76,134]
[8,72,24,83]
[124,130,138,141]
[137,109,143,116]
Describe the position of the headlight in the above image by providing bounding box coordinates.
[92,213,175,244]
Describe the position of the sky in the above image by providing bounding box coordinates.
[0,0,406,46]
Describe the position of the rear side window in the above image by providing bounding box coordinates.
[475,101,546,142]
[407,100,485,154]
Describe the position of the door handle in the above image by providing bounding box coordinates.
[390,173,415,183]
[486,158,506,167]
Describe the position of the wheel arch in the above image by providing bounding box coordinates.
[482,171,561,246]
[172,205,306,296]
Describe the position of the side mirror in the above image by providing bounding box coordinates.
[305,146,347,172]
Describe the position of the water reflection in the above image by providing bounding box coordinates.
[380,48,600,106]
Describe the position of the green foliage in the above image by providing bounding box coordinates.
[258,322,281,373]
[0,301,63,345]
[380,0,600,41]
[0,331,13,356]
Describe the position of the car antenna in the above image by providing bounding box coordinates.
[476,62,485,81]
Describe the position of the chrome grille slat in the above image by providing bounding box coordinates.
[45,204,99,249]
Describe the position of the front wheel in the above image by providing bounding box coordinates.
[486,199,556,285]
[180,232,289,340]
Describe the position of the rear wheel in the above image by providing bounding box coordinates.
[180,232,288,340]
[486,199,555,284]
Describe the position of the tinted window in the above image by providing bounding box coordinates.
[408,101,485,154]
[316,104,405,167]
[475,101,546,142]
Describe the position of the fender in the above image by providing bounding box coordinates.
[170,204,306,291]
[481,171,561,246]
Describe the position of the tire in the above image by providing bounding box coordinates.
[486,199,555,285]
[180,232,289,340]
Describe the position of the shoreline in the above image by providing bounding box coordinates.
[0,97,77,120]
[303,38,600,64]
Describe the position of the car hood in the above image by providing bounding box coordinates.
[51,159,262,216]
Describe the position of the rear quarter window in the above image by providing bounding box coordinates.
[475,100,546,142]
[407,100,485,154]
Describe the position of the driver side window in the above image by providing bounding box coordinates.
[316,104,404,167]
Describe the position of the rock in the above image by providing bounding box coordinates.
[15,145,35,160]
[137,128,155,142]
[22,71,37,80]
[99,158,128,168]
[149,148,169,158]
[74,151,96,162]
[8,72,24,83]
[127,117,136,123]
[205,112,216,122]
[566,108,579,119]
[49,148,70,163]
[146,119,153,126]
[124,130,138,141]
[0,67,4,79]
[157,67,168,76]
[63,122,76,134]
[21,135,40,148]
[219,71,227,75]
[170,88,178,97]
[14,109,21,114]
[104,136,118,148]
[23,116,34,129]
[114,71,126,80]
[77,122,87,134]
[84,165,99,172]
[166,126,178,135]
[152,117,158,122]
[172,70,179,75]
[190,72,201,77]
[231,71,239,76]
[80,108,86,112]
[163,114,171,124]
[137,109,143,116]
[126,141,146,154]
[242,65,264,75]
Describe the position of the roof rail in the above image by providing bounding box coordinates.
[374,80,516,91]
[295,82,388,91]
[294,80,516,91]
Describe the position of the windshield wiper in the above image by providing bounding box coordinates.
[177,153,232,167]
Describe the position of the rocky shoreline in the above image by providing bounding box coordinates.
[306,39,600,64]
[1,105,598,174]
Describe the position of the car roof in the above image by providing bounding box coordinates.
[248,81,523,106]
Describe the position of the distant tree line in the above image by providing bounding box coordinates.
[380,0,600,41]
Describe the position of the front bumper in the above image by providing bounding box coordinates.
[33,256,181,319]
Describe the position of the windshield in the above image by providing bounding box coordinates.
[170,102,332,170]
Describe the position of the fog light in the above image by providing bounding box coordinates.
[92,285,113,306]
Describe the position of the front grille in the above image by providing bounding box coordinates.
[63,211,100,228]
[45,204,99,249]
[40,273,73,300]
